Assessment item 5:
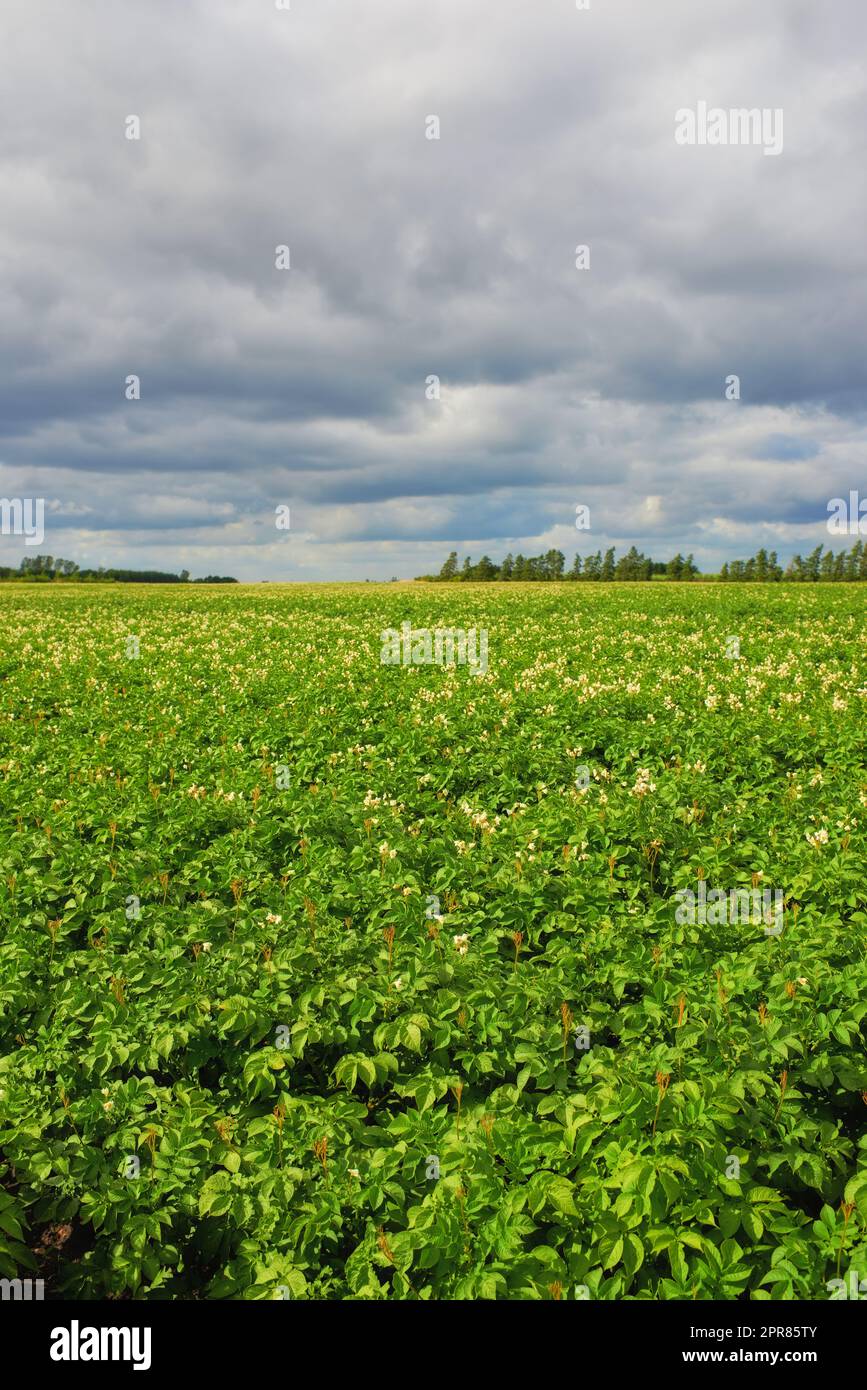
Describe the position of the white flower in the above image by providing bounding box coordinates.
[631,768,656,797]
[266,913,282,925]
[201,942,212,952]
[453,933,469,957]
[805,828,829,848]
[393,977,403,991]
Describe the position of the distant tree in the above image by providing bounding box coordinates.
[785,553,804,581]
[616,545,648,581]
[439,551,458,581]
[499,553,514,580]
[615,547,632,580]
[600,547,616,582]
[544,548,565,580]
[805,545,823,582]
[475,555,499,581]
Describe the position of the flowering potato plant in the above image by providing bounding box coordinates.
[0,581,865,1300]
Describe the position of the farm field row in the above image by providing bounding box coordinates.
[0,582,865,1300]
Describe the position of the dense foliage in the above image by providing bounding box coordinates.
[0,558,236,583]
[721,543,867,582]
[423,547,696,581]
[0,582,865,1301]
[425,542,867,582]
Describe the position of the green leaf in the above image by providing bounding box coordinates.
[741,1209,763,1242]
[546,1177,578,1216]
[356,1057,377,1087]
[603,1237,623,1270]
[199,1174,233,1217]
[748,1186,782,1204]
[622,1233,644,1277]
[844,1174,867,1219]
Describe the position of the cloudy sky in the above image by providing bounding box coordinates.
[1,0,865,579]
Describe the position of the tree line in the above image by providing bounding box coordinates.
[0,557,237,583]
[421,542,867,582]
[721,543,867,581]
[422,548,700,581]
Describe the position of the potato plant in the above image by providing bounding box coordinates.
[0,582,865,1299]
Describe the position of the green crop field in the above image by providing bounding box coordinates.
[1,582,865,1301]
